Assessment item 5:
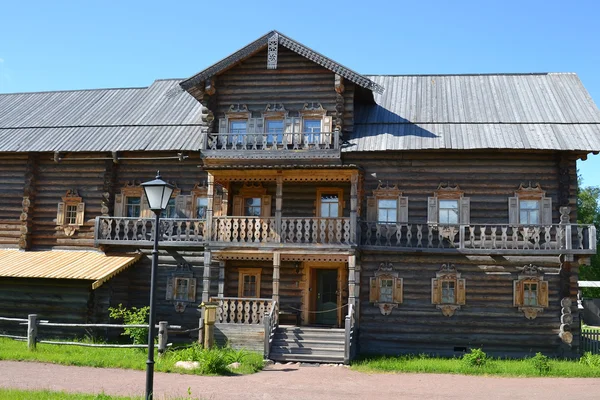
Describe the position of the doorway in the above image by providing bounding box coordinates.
[314,269,338,326]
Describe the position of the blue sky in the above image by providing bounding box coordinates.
[1,0,599,186]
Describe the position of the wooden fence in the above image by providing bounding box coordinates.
[581,329,600,354]
[0,314,198,354]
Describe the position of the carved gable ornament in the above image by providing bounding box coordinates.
[369,262,403,316]
[514,264,548,320]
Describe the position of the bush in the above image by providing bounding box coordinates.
[530,352,551,375]
[580,352,600,368]
[108,304,150,345]
[462,348,488,367]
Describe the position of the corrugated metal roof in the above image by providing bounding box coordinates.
[0,79,205,152]
[0,250,140,289]
[349,73,600,152]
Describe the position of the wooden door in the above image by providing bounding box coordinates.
[315,269,338,325]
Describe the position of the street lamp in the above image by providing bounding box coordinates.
[141,171,174,400]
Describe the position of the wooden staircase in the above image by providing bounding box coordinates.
[269,325,346,364]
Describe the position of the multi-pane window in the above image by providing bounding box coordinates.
[161,198,176,218]
[320,193,339,218]
[245,198,262,217]
[126,196,141,218]
[238,269,261,298]
[196,197,208,219]
[303,119,321,143]
[523,282,538,306]
[174,277,190,301]
[378,199,397,223]
[230,120,247,135]
[379,278,394,303]
[439,199,459,224]
[441,280,456,304]
[519,200,540,225]
[242,274,257,297]
[65,205,78,225]
[266,120,284,144]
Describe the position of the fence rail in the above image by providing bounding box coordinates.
[582,329,600,354]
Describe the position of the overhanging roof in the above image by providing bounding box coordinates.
[0,250,141,289]
[179,30,385,94]
[579,281,600,288]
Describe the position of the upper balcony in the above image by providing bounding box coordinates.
[359,221,597,255]
[201,131,341,165]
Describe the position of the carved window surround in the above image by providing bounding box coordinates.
[166,261,197,312]
[369,262,403,315]
[513,264,548,319]
[225,104,251,120]
[299,102,327,120]
[509,182,552,225]
[366,183,408,223]
[233,183,271,217]
[56,189,85,236]
[315,187,345,217]
[428,184,470,234]
[238,268,262,298]
[115,182,180,218]
[263,103,288,120]
[431,263,466,317]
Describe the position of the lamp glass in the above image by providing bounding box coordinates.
[141,175,175,211]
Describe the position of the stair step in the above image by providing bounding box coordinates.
[278,326,345,334]
[270,352,345,363]
[273,335,345,342]
[271,346,344,355]
[272,339,344,347]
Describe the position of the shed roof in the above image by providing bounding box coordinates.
[0,250,141,289]
[348,73,600,152]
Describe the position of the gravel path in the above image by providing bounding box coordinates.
[1,360,600,400]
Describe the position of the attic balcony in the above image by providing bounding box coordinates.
[201,131,341,165]
[359,221,597,256]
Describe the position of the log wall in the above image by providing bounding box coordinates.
[0,154,28,247]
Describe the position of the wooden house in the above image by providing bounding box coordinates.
[0,31,598,361]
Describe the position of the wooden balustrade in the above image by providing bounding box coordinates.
[359,222,597,255]
[205,131,339,151]
[211,217,278,243]
[95,216,206,246]
[210,297,273,325]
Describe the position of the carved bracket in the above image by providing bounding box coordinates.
[437,304,461,317]
[518,306,543,320]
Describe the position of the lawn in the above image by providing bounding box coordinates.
[351,351,600,377]
[0,389,139,400]
[0,338,264,375]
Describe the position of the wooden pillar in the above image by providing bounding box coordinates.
[27,314,37,350]
[275,176,283,241]
[206,173,214,241]
[218,261,225,298]
[157,321,168,356]
[272,252,280,304]
[20,154,37,250]
[202,251,212,303]
[354,258,362,328]
[348,254,356,308]
[350,172,358,243]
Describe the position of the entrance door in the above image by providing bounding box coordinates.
[315,269,338,325]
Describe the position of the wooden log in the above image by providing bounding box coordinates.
[27,314,37,350]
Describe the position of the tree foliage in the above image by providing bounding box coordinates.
[577,185,600,297]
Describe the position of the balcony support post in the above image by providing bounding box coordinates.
[218,260,225,298]
[350,172,358,244]
[275,176,283,242]
[206,174,214,241]
[348,254,356,309]
[272,251,280,304]
[202,251,212,303]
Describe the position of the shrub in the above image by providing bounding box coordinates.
[530,352,551,375]
[462,348,488,367]
[108,304,150,345]
[580,352,600,368]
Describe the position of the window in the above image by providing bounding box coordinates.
[509,183,552,226]
[369,263,403,315]
[431,263,465,316]
[230,120,247,135]
[161,198,177,218]
[65,205,78,225]
[196,197,208,219]
[126,196,141,218]
[320,193,339,217]
[303,119,321,143]
[366,184,408,224]
[427,184,470,225]
[56,190,85,231]
[266,119,284,144]
[513,264,548,319]
[166,275,196,303]
[238,268,261,298]
[378,199,397,223]
[439,200,459,224]
[174,277,190,301]
[245,197,262,217]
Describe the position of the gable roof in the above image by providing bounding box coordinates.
[348,73,600,152]
[179,30,385,95]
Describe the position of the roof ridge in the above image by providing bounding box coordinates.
[365,72,577,77]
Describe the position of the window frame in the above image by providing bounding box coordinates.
[431,263,466,317]
[56,190,85,230]
[513,264,548,319]
[369,264,403,315]
[428,184,470,226]
[316,187,344,218]
[238,268,262,298]
[509,183,551,226]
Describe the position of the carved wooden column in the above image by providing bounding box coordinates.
[217,261,225,298]
[354,257,361,328]
[348,254,356,308]
[350,172,358,243]
[206,174,214,241]
[203,251,212,303]
[275,176,283,241]
[19,154,37,250]
[272,252,280,304]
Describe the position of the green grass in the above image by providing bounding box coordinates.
[0,338,264,376]
[351,352,600,377]
[0,389,140,400]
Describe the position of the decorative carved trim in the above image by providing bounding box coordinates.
[191,182,209,197]
[62,189,82,204]
[373,262,401,315]
[377,262,394,272]
[238,182,267,197]
[436,263,460,279]
[518,264,543,279]
[433,263,464,316]
[515,182,545,199]
[20,154,37,250]
[334,74,345,94]
[434,183,464,199]
[437,304,461,317]
[559,206,571,224]
[263,103,287,119]
[300,102,327,119]
[225,104,251,120]
[267,32,278,70]
[519,306,543,320]
[372,183,402,198]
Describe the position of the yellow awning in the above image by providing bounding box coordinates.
[0,250,141,289]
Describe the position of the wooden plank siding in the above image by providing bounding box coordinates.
[0,154,29,247]
[358,253,570,357]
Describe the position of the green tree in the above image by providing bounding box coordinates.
[577,185,600,297]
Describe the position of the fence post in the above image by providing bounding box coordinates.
[203,304,216,349]
[198,316,204,346]
[158,321,168,356]
[27,314,37,350]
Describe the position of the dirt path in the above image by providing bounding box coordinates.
[1,360,600,400]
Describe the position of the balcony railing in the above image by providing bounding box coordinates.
[95,216,206,246]
[359,222,597,255]
[204,131,340,151]
[210,297,274,325]
[211,216,353,246]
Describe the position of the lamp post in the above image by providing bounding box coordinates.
[141,172,174,400]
